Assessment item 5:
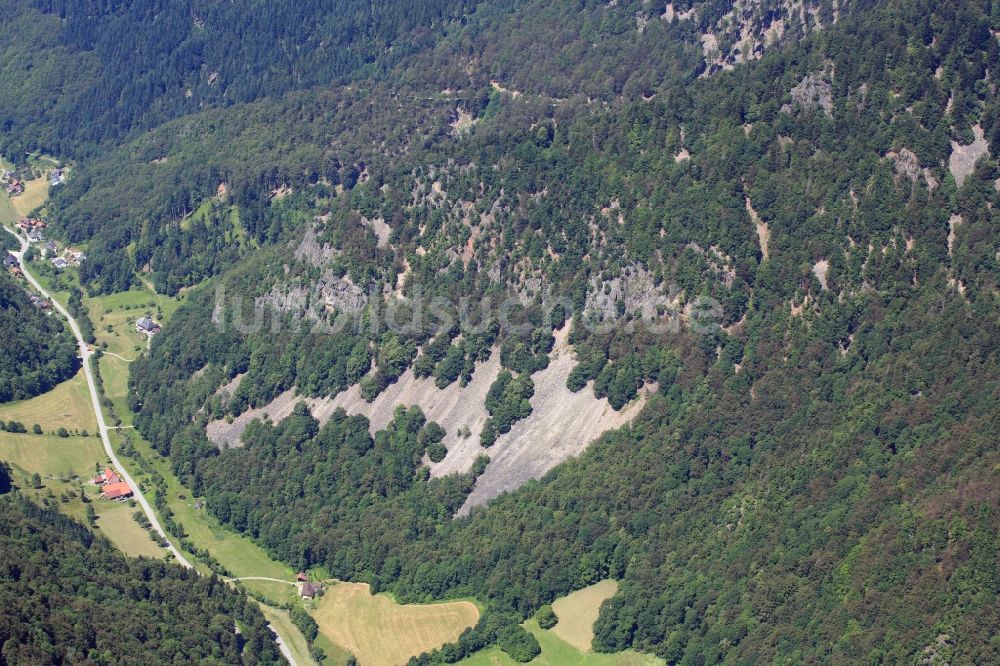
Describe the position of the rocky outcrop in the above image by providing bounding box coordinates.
[584,265,677,321]
[782,71,834,116]
[294,224,338,266]
[949,125,991,188]
[257,271,367,321]
[698,0,839,75]
[205,328,651,515]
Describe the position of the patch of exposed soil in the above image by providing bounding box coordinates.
[948,214,963,256]
[746,197,770,261]
[449,108,477,137]
[813,259,830,290]
[949,125,990,188]
[361,216,391,248]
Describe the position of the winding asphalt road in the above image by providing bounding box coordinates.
[5,226,301,665]
[5,227,191,566]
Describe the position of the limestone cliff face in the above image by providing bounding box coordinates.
[256,270,367,322]
[671,0,844,75]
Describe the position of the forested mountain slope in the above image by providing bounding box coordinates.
[0,0,514,157]
[11,0,844,293]
[123,0,1000,663]
[2,0,998,664]
[0,483,286,664]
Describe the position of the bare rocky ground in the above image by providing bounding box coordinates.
[206,327,651,514]
[949,125,990,188]
[746,196,770,261]
[454,328,651,516]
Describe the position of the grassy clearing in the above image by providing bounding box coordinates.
[311,582,480,666]
[22,265,74,310]
[0,192,17,226]
[87,286,184,359]
[550,579,619,652]
[456,619,663,666]
[90,497,168,558]
[241,578,299,605]
[0,369,97,433]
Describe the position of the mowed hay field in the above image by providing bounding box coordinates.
[0,431,104,479]
[0,370,97,434]
[312,582,480,666]
[551,579,619,652]
[10,177,49,217]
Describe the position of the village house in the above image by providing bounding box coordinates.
[67,249,86,264]
[136,314,161,335]
[16,218,46,232]
[101,481,134,501]
[43,241,59,256]
[49,168,65,186]
[6,179,23,195]
[300,582,323,600]
[17,219,46,242]
[92,467,133,500]
[51,257,68,270]
[92,467,121,485]
[4,253,18,271]
[28,293,51,310]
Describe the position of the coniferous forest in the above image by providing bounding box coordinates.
[1,0,998,664]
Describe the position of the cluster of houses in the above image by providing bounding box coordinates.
[51,247,85,270]
[2,169,24,195]
[11,219,87,269]
[4,252,20,276]
[4,253,51,309]
[136,314,161,335]
[2,166,65,193]
[16,217,46,242]
[91,467,134,500]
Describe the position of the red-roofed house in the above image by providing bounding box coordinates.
[101,481,133,500]
[92,467,117,485]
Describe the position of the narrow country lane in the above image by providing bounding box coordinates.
[5,225,303,665]
[5,227,192,567]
